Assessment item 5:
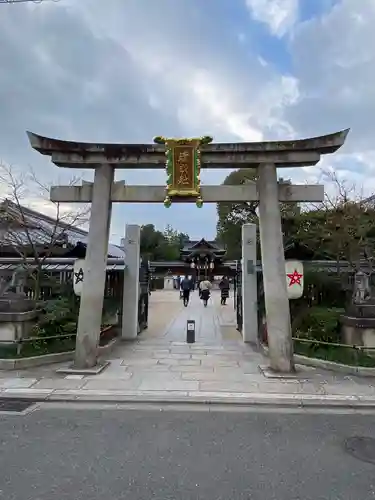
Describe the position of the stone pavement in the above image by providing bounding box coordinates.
[0,290,375,406]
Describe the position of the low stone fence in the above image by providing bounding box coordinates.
[0,325,119,370]
[260,339,375,377]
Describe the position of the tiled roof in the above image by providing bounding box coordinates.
[181,238,224,252]
[0,199,124,258]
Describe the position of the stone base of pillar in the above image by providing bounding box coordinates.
[56,360,110,375]
[258,364,298,379]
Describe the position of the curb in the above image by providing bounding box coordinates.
[3,390,375,409]
[259,343,375,377]
[0,336,120,371]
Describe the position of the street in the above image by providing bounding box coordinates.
[0,404,374,499]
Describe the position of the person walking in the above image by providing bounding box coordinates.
[198,280,202,298]
[180,275,192,307]
[200,278,212,307]
[219,276,230,305]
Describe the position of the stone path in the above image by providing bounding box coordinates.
[0,290,375,405]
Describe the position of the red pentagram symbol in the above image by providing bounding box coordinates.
[287,269,303,287]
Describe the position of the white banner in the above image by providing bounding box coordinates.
[285,260,304,300]
[73,259,85,296]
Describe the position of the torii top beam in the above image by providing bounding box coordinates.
[26,130,349,169]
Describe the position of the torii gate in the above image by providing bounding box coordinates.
[27,129,349,373]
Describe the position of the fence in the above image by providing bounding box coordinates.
[233,260,363,336]
[0,257,125,301]
[0,257,151,333]
[292,337,375,367]
[255,269,354,344]
[23,269,123,302]
[0,257,366,336]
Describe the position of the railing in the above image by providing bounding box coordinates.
[0,325,115,357]
[20,269,123,302]
[292,337,375,367]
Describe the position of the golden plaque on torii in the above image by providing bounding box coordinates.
[153,136,213,207]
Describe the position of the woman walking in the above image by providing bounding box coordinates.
[200,278,212,307]
[219,276,230,305]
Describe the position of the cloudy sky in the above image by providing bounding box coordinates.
[0,0,373,243]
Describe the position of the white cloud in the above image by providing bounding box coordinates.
[283,0,375,192]
[0,0,375,241]
[245,0,299,36]
[71,0,295,144]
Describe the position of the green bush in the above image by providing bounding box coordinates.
[32,296,79,338]
[291,304,375,367]
[0,291,120,359]
[304,270,346,307]
[293,306,344,342]
[294,340,375,367]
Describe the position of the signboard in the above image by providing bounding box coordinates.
[186,319,196,344]
[285,260,304,300]
[73,259,85,296]
[153,135,213,207]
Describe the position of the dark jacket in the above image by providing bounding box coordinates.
[219,279,230,297]
[181,278,192,291]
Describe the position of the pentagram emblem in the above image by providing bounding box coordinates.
[287,269,303,287]
[74,268,84,285]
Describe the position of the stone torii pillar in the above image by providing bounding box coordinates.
[74,165,114,369]
[258,164,293,372]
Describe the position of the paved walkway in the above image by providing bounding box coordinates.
[0,290,375,406]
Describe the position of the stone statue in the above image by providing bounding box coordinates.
[341,270,375,347]
[0,265,34,313]
[0,265,26,297]
[352,270,371,304]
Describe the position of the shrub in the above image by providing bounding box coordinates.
[293,306,344,343]
[293,340,375,367]
[33,295,79,337]
[303,270,346,307]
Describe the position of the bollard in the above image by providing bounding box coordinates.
[186,320,195,344]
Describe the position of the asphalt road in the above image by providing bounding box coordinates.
[0,404,375,499]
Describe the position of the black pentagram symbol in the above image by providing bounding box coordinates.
[74,268,84,285]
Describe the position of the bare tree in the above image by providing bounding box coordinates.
[320,170,375,270]
[294,169,375,301]
[0,162,90,299]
